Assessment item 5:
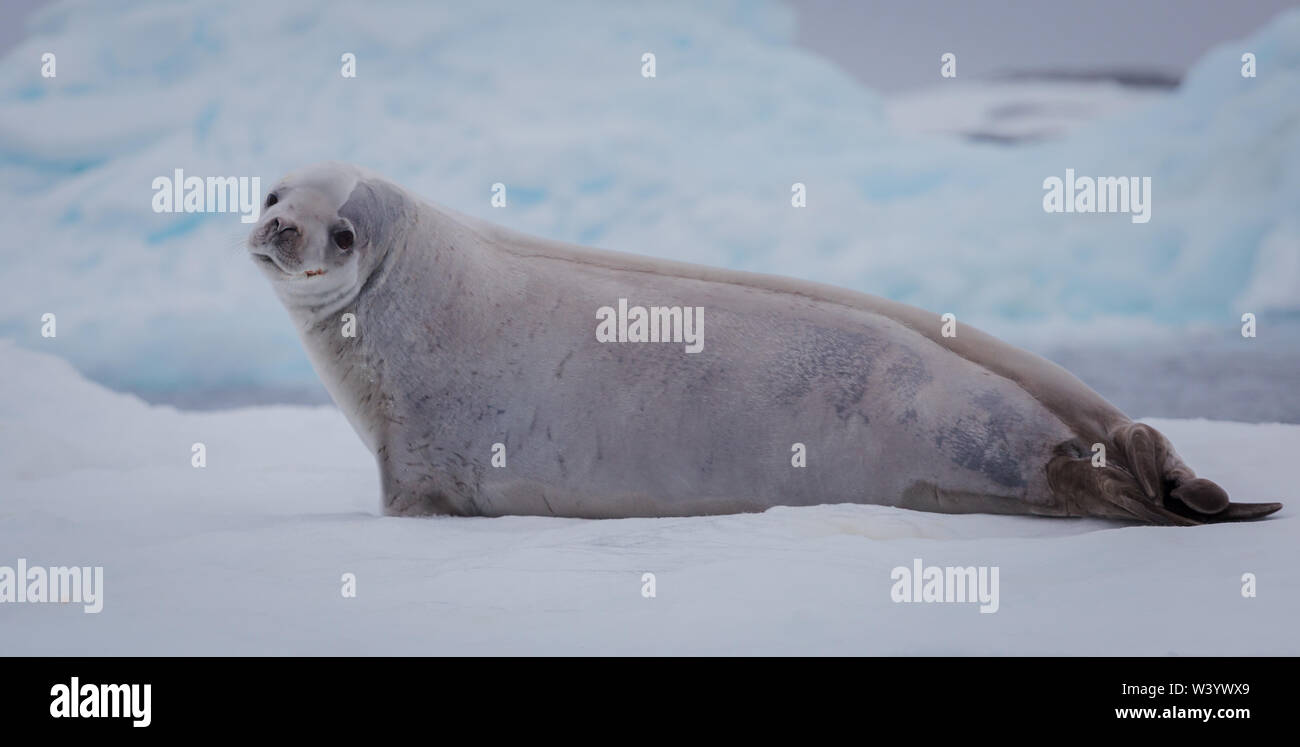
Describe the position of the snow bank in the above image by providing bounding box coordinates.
[0,1,1297,399]
[1,341,1293,655]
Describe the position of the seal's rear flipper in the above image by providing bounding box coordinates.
[1169,477,1229,513]
[1175,500,1284,523]
[1049,423,1285,525]
[1166,477,1282,522]
[1221,502,1284,520]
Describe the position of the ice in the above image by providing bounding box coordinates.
[0,1,1297,404]
[0,340,1294,655]
[885,79,1169,143]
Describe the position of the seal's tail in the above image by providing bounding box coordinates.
[1046,422,1282,525]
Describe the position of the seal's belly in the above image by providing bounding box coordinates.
[455,297,1075,518]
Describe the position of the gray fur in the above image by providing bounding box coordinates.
[248,163,1282,525]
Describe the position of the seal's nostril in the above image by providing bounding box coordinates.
[262,217,300,247]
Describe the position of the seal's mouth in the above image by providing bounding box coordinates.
[250,249,327,280]
[250,251,289,275]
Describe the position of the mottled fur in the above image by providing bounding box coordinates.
[249,163,1281,525]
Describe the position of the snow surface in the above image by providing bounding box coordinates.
[1,340,1294,655]
[1,1,1298,402]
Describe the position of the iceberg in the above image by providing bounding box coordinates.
[0,0,1296,406]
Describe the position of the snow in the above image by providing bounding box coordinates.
[1,341,1294,655]
[1,1,1298,403]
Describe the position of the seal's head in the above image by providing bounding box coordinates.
[248,162,405,310]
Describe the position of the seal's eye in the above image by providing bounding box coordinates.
[265,192,278,208]
[333,229,355,251]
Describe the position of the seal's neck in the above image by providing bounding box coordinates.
[287,200,497,453]
[277,281,364,324]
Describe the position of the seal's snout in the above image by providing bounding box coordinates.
[248,212,308,275]
[258,216,302,252]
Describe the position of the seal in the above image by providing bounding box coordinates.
[248,162,1282,525]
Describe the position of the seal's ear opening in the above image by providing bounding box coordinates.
[338,179,406,250]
